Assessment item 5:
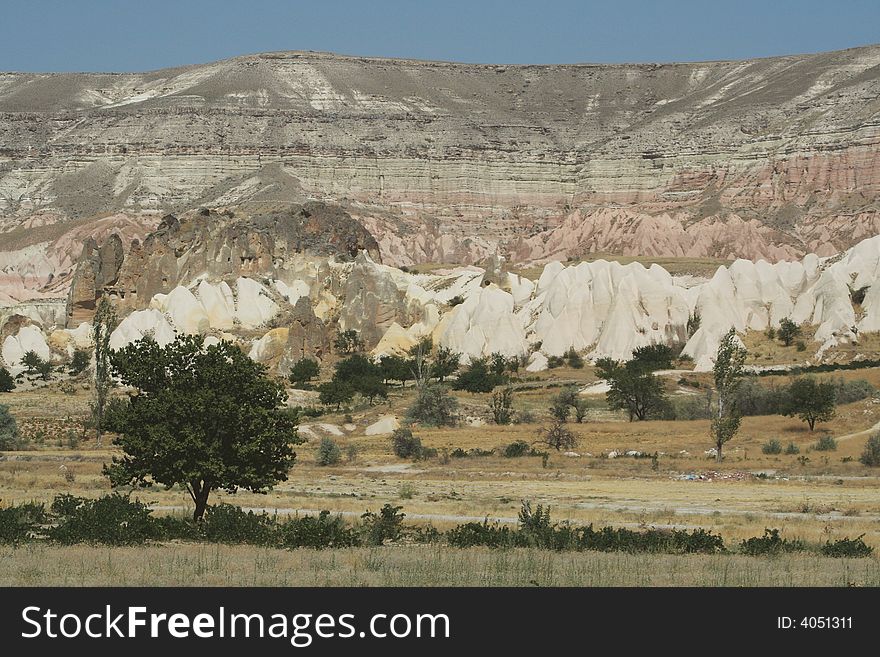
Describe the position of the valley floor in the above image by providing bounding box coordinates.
[2,363,880,586]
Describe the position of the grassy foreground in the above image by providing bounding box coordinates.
[1,543,878,586]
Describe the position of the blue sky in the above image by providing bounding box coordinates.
[2,0,879,72]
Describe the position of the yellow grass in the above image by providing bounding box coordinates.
[1,544,877,586]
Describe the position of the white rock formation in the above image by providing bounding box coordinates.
[2,325,52,366]
[109,309,175,350]
[365,415,400,436]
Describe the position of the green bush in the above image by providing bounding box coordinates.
[740,528,806,556]
[503,440,531,457]
[784,442,801,455]
[0,502,45,544]
[0,367,14,392]
[860,433,880,466]
[814,435,837,451]
[0,404,19,449]
[48,494,159,545]
[406,384,458,426]
[316,437,341,466]
[446,520,518,549]
[201,503,276,545]
[154,515,203,541]
[391,428,423,459]
[361,504,405,545]
[761,439,782,455]
[278,511,360,549]
[821,536,873,558]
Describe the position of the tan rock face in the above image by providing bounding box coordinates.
[0,46,879,305]
[63,203,379,324]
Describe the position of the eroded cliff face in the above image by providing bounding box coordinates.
[1,45,879,303]
[64,202,380,325]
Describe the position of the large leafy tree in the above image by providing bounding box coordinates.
[711,328,747,461]
[596,357,667,421]
[431,346,461,383]
[103,335,299,520]
[784,377,836,431]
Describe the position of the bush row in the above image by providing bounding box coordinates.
[1,495,873,558]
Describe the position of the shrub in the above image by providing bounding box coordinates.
[795,340,807,352]
[564,347,584,369]
[859,433,880,466]
[201,503,276,545]
[503,440,531,457]
[814,435,837,451]
[278,511,360,549]
[514,409,536,424]
[490,386,514,424]
[316,437,341,466]
[361,504,405,545]
[154,515,203,541]
[667,395,712,420]
[406,384,458,426]
[391,428,423,459]
[834,378,875,404]
[761,439,782,455]
[48,493,159,545]
[784,442,801,455]
[0,367,14,392]
[0,404,19,450]
[546,355,565,369]
[446,520,517,549]
[739,528,806,556]
[0,502,45,544]
[821,536,873,558]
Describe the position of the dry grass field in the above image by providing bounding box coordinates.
[2,362,880,585]
[2,544,878,587]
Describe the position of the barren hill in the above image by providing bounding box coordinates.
[1,45,879,272]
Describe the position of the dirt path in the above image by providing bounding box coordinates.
[834,419,880,443]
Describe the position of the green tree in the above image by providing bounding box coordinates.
[631,344,675,371]
[431,346,461,383]
[490,386,514,425]
[777,318,801,347]
[379,354,414,386]
[288,357,320,388]
[711,328,747,461]
[333,354,387,403]
[406,384,459,427]
[333,329,364,354]
[36,360,53,382]
[21,350,42,374]
[0,404,18,449]
[596,358,667,421]
[453,357,503,393]
[92,297,118,446]
[784,377,836,431]
[103,335,299,521]
[69,348,91,376]
[0,367,14,393]
[318,380,355,411]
